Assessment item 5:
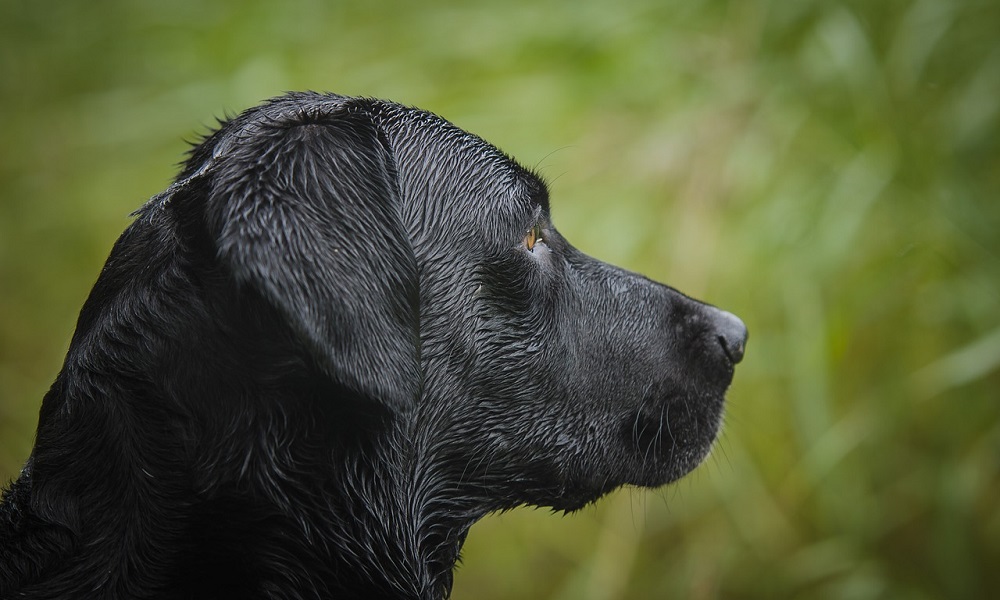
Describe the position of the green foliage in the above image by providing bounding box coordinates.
[1,0,997,597]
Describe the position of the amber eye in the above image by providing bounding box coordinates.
[525,224,543,251]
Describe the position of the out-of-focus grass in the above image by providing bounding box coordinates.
[1,1,997,598]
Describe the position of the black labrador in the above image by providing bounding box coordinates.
[0,92,747,599]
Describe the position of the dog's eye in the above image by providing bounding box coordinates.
[525,224,544,251]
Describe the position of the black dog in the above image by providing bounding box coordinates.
[0,92,747,599]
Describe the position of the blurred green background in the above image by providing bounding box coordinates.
[2,0,998,598]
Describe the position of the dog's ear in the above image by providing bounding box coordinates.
[199,106,420,412]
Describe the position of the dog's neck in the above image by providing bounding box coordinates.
[362,444,503,598]
[9,387,484,600]
[278,407,494,600]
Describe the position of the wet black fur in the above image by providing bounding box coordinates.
[0,93,746,599]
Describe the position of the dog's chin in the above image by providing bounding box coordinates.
[536,393,727,513]
[541,441,722,514]
[624,435,719,489]
[618,390,727,489]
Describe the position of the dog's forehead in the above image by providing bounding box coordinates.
[372,102,548,217]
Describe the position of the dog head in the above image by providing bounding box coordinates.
[171,92,747,513]
[6,92,748,598]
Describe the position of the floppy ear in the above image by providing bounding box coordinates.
[202,106,420,411]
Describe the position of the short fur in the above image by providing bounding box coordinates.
[0,93,747,599]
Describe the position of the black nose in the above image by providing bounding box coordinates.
[710,309,748,364]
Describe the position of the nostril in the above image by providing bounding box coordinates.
[714,310,748,365]
[718,334,746,364]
